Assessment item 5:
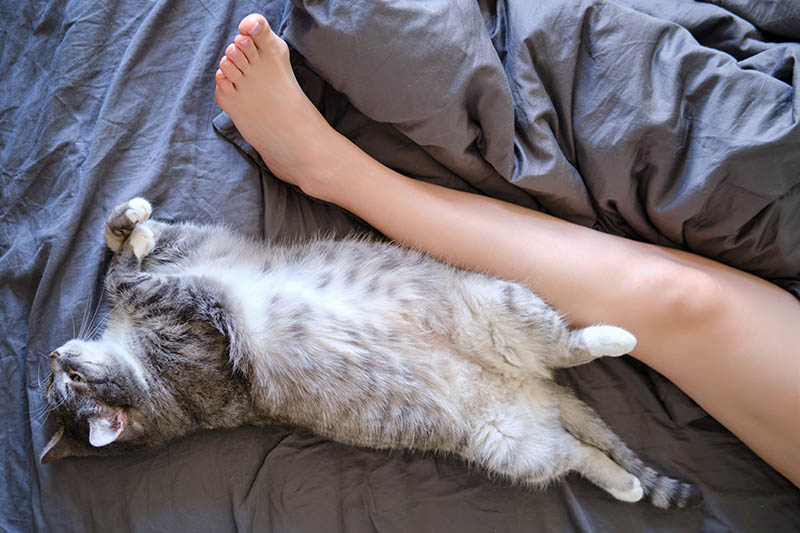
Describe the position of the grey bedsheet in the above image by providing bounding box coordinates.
[2,0,798,531]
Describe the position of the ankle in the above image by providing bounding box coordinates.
[288,129,360,203]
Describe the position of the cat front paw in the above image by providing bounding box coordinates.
[129,225,155,260]
[125,198,152,225]
[105,198,153,252]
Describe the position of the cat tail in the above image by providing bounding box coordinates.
[555,385,703,509]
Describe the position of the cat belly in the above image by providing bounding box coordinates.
[181,259,509,451]
[254,343,490,452]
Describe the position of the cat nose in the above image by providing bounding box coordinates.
[48,351,60,372]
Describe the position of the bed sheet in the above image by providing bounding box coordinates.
[1,1,798,531]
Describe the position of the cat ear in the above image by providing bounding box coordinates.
[88,407,128,447]
[40,426,90,464]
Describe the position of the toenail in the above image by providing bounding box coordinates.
[248,21,262,35]
[229,46,238,57]
[240,37,250,46]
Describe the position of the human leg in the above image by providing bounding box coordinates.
[214,14,800,485]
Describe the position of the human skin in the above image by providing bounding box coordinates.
[214,14,800,486]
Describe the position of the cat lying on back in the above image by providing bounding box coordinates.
[41,198,700,509]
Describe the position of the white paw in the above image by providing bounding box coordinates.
[580,325,637,357]
[125,198,152,225]
[608,476,644,503]
[129,225,155,260]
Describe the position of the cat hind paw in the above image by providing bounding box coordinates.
[607,476,644,503]
[580,325,637,357]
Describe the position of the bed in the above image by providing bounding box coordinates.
[2,0,799,531]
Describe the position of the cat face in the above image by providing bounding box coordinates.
[40,339,149,463]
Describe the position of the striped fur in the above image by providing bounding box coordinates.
[40,199,701,508]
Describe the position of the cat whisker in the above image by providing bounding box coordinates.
[29,402,50,422]
[84,298,112,340]
[32,402,63,428]
[29,393,58,426]
[79,308,89,339]
[34,351,49,383]
[78,296,92,339]
[26,394,65,449]
[36,353,44,389]
[85,295,104,339]
[38,365,53,391]
[86,313,108,341]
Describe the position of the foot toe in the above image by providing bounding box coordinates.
[219,56,242,84]
[238,13,285,55]
[225,43,249,71]
[234,34,257,62]
[238,13,268,41]
[215,69,234,94]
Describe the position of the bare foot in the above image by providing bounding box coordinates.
[214,14,340,196]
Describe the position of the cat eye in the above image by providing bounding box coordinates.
[68,371,83,383]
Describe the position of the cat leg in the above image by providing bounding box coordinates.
[128,225,156,260]
[461,402,574,489]
[570,442,644,503]
[104,245,154,296]
[103,205,159,295]
[450,276,569,377]
[555,383,702,508]
[466,411,644,504]
[556,325,637,368]
[483,279,637,369]
[105,197,152,252]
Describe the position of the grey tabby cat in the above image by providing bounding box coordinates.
[41,198,700,509]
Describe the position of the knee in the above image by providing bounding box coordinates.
[625,258,724,326]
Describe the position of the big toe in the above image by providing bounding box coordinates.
[238,14,283,54]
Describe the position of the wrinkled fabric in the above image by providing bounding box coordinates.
[2,0,799,532]
[278,0,800,295]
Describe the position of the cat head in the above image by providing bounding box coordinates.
[40,338,154,463]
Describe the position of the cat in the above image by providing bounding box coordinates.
[40,198,700,509]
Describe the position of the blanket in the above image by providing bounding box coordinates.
[2,0,798,531]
